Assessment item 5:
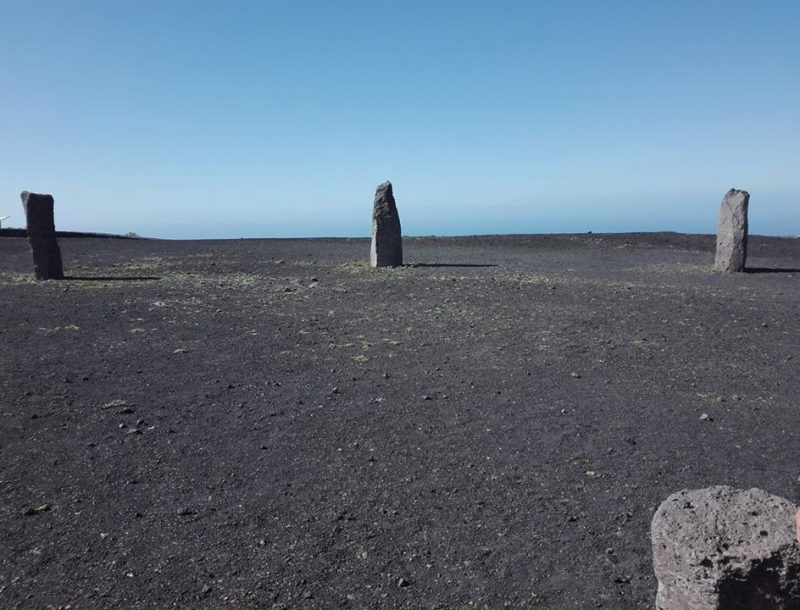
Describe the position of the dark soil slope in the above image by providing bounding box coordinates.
[1,233,799,609]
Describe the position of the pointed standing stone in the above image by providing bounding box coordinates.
[714,188,749,273]
[20,191,64,280]
[370,181,402,267]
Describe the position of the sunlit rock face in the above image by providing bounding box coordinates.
[652,486,800,610]
[714,188,749,273]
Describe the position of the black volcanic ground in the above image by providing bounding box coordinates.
[1,233,799,609]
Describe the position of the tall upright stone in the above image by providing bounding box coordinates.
[370,181,402,268]
[652,486,800,610]
[714,188,749,273]
[20,191,64,280]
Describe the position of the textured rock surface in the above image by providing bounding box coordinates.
[652,486,800,609]
[369,181,402,268]
[714,188,750,272]
[20,191,64,280]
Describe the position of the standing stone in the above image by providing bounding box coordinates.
[714,188,749,273]
[652,486,800,610]
[370,181,402,268]
[20,191,64,280]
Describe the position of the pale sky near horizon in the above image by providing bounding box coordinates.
[2,1,799,238]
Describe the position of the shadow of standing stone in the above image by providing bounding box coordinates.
[370,181,402,268]
[714,188,749,273]
[652,486,800,610]
[20,191,64,280]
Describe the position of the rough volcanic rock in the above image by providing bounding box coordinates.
[714,188,749,273]
[20,191,64,280]
[370,181,402,267]
[652,486,800,609]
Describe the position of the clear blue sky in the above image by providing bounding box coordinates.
[2,1,799,238]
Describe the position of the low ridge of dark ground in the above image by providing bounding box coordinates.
[1,232,799,609]
[0,228,141,240]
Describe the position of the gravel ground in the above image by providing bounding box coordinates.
[1,232,799,609]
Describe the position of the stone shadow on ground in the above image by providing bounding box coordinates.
[406,263,498,268]
[64,275,161,281]
[745,267,800,274]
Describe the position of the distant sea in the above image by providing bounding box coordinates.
[8,202,797,240]
[60,216,797,240]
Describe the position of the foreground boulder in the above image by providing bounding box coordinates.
[20,191,64,280]
[714,188,750,273]
[652,486,800,609]
[370,181,402,268]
